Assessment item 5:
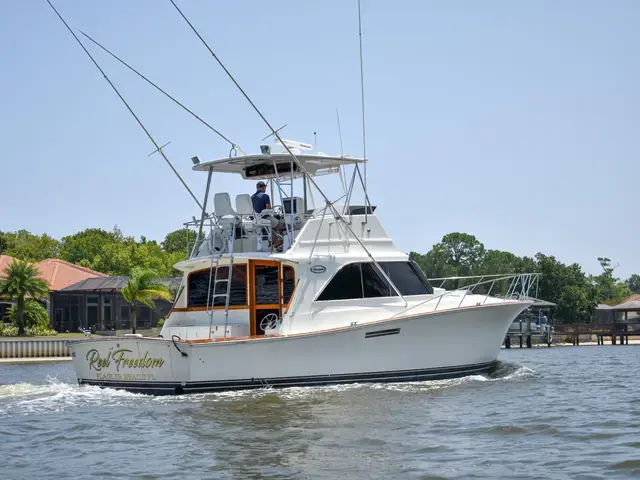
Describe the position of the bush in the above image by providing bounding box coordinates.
[0,324,57,337]
[157,317,166,329]
[0,325,18,336]
[25,326,58,337]
[8,300,50,328]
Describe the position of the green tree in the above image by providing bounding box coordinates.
[0,231,8,254]
[121,267,172,334]
[437,232,486,276]
[1,230,61,262]
[161,228,197,255]
[625,274,640,294]
[8,300,49,328]
[593,257,631,305]
[59,227,125,271]
[0,260,50,335]
[535,253,597,323]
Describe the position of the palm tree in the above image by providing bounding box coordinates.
[0,259,50,335]
[121,267,172,334]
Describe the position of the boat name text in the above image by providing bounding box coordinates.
[86,348,165,371]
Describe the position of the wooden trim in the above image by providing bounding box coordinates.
[171,305,248,312]
[165,284,185,318]
[254,303,280,310]
[248,259,282,336]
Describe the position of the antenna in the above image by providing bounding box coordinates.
[78,30,244,155]
[357,0,369,221]
[46,0,202,210]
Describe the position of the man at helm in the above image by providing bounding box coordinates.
[251,181,271,213]
[251,180,281,248]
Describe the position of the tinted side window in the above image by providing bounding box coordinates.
[316,263,363,301]
[188,266,247,307]
[362,263,396,298]
[381,261,433,295]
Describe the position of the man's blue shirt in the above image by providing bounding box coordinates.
[251,191,270,213]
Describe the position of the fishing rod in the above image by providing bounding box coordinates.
[167,0,408,305]
[78,30,245,156]
[46,0,202,210]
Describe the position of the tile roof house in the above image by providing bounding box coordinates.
[35,258,107,291]
[0,256,107,323]
[52,276,179,334]
[0,256,106,291]
[0,255,16,275]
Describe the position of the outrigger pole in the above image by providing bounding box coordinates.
[78,30,245,156]
[168,0,408,305]
[46,0,203,210]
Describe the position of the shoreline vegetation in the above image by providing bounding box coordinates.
[1,228,639,338]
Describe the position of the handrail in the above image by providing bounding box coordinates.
[391,272,541,319]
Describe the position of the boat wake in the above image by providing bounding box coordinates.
[0,376,138,416]
[0,362,534,415]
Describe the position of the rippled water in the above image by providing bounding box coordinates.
[1,347,639,479]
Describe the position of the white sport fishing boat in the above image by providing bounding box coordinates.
[68,140,535,395]
[54,0,535,395]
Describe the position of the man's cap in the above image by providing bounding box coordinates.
[256,181,266,188]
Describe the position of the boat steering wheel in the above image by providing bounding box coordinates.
[259,313,280,332]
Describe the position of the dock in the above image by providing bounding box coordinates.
[503,320,640,348]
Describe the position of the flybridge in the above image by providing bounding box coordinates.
[191,151,366,180]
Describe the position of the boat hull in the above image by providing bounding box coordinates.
[69,301,527,395]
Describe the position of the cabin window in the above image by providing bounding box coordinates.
[380,261,432,296]
[188,265,247,307]
[316,261,433,302]
[255,265,279,305]
[316,263,364,301]
[282,266,295,304]
[362,263,394,298]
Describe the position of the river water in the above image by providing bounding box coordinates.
[1,346,639,479]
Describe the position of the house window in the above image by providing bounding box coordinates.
[188,265,247,307]
[316,261,433,302]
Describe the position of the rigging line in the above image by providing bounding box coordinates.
[46,0,202,210]
[335,108,347,194]
[168,0,407,305]
[79,30,245,155]
[357,0,369,220]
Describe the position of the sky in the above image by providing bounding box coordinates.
[0,0,638,279]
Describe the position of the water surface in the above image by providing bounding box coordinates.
[1,347,639,479]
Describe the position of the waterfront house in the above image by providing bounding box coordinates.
[51,276,180,334]
[0,255,108,324]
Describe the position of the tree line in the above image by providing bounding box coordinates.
[0,227,195,278]
[410,233,640,324]
[2,228,639,324]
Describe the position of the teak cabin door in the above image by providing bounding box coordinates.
[249,260,282,336]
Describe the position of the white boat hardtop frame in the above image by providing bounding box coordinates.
[68,140,535,395]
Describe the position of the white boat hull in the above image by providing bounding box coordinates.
[68,301,527,395]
